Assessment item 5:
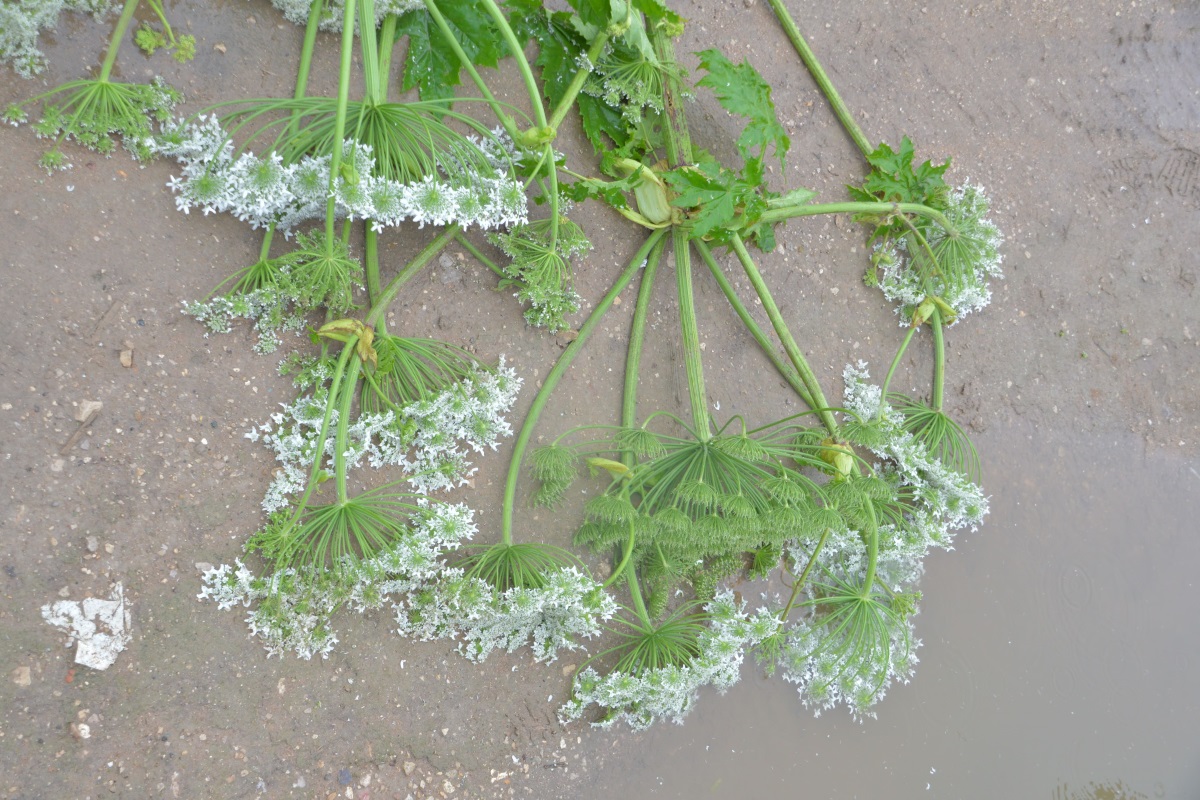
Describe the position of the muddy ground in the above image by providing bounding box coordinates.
[2,1,1198,798]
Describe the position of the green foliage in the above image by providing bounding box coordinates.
[460,541,578,591]
[275,229,362,314]
[248,484,425,569]
[15,77,179,169]
[361,335,484,413]
[888,394,980,482]
[394,3,505,102]
[850,136,950,208]
[489,216,591,331]
[695,48,789,170]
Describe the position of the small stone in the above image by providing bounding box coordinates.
[57,586,70,598]
[196,562,214,575]
[213,42,227,54]
[86,536,100,553]
[441,728,449,737]
[50,459,64,473]
[119,349,133,368]
[70,722,91,740]
[75,400,103,422]
[10,666,31,687]
[402,762,416,777]
[561,663,576,677]
[104,543,114,554]
[612,295,622,306]
[338,769,352,786]
[442,779,455,795]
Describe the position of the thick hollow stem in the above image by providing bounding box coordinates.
[422,0,515,136]
[359,0,383,104]
[780,527,831,620]
[650,25,693,167]
[626,566,651,626]
[478,0,548,129]
[333,357,364,503]
[546,31,611,132]
[674,232,711,441]
[878,326,916,415]
[365,226,460,328]
[729,233,837,435]
[694,240,815,409]
[454,234,506,279]
[325,0,359,243]
[291,342,357,517]
[759,200,956,233]
[930,307,946,411]
[363,227,385,336]
[622,237,666,434]
[99,0,141,81]
[764,0,873,157]
[291,0,325,116]
[500,229,667,546]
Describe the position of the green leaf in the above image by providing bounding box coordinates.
[858,136,950,205]
[395,5,504,102]
[510,0,630,149]
[695,48,789,169]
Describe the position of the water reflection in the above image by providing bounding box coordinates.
[582,425,1200,798]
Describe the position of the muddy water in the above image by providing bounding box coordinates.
[581,425,1200,799]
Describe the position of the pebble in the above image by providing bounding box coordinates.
[119,348,134,368]
[402,762,416,777]
[338,769,352,786]
[86,536,100,553]
[10,666,31,687]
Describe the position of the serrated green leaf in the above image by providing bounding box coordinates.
[695,48,789,169]
[395,5,504,102]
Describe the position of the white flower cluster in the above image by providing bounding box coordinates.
[248,359,522,512]
[184,290,308,354]
[262,0,424,31]
[198,502,477,659]
[154,116,527,232]
[842,361,988,550]
[778,603,919,719]
[874,183,1004,323]
[559,592,778,730]
[396,566,618,663]
[1,0,114,78]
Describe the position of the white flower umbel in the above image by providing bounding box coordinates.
[558,592,778,730]
[251,359,522,512]
[395,567,618,664]
[875,183,1004,324]
[1,0,114,78]
[198,502,477,659]
[154,117,527,233]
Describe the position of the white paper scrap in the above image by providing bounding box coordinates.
[41,582,131,670]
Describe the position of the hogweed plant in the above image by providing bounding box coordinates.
[11,0,1003,728]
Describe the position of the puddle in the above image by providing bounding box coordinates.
[579,424,1200,798]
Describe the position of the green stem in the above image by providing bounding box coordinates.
[729,233,837,435]
[364,227,385,336]
[500,230,667,546]
[759,200,956,233]
[622,236,666,434]
[779,527,831,620]
[333,357,364,504]
[693,240,815,409]
[454,233,506,279]
[359,0,383,104]
[99,0,140,81]
[422,0,516,136]
[650,24,693,166]
[931,307,946,411]
[764,0,872,157]
[291,342,357,517]
[325,0,358,244]
[626,567,651,626]
[674,232,711,441]
[477,0,548,130]
[292,0,325,111]
[546,30,611,132]
[377,14,398,96]
[365,226,460,328]
[861,496,880,597]
[878,326,916,415]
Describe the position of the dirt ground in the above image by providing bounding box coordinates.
[2,1,1198,798]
